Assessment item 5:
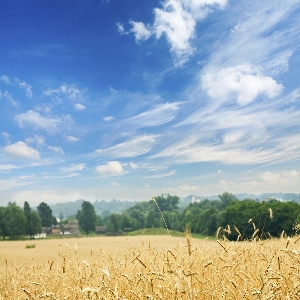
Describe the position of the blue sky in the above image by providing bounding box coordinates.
[1,0,300,206]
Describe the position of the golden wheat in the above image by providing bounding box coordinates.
[1,235,300,299]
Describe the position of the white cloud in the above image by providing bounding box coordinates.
[154,140,281,165]
[4,141,40,159]
[0,75,10,84]
[61,163,86,173]
[15,78,33,98]
[95,135,157,158]
[0,164,18,171]
[0,179,37,192]
[48,146,64,154]
[177,184,197,191]
[103,116,114,121]
[14,110,63,133]
[74,103,86,110]
[0,91,18,107]
[283,170,298,177]
[129,21,152,43]
[202,1,300,76]
[202,64,283,105]
[122,102,181,128]
[143,170,176,179]
[95,161,125,176]
[129,162,139,169]
[153,0,196,64]
[25,135,45,146]
[66,135,79,142]
[260,171,280,182]
[110,182,119,186]
[116,22,126,34]
[127,0,227,64]
[43,84,81,101]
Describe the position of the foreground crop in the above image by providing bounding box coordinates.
[1,236,300,299]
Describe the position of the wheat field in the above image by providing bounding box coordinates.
[0,235,300,299]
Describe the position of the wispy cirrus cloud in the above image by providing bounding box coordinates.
[150,0,300,169]
[143,170,176,179]
[61,163,86,173]
[0,75,11,84]
[121,102,182,129]
[48,146,64,154]
[15,78,33,98]
[14,110,73,133]
[25,135,45,146]
[0,90,18,107]
[95,135,158,158]
[10,43,64,58]
[0,164,19,171]
[43,84,82,102]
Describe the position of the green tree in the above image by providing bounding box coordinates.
[96,215,105,226]
[146,210,156,228]
[0,206,7,240]
[37,202,53,227]
[5,202,26,239]
[219,200,300,240]
[109,214,121,232]
[52,216,58,225]
[218,192,238,209]
[24,201,42,238]
[77,201,97,234]
[154,194,180,212]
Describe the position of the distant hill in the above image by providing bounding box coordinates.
[51,199,137,217]
[51,193,300,217]
[180,193,300,205]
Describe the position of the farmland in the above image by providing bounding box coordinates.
[1,235,300,299]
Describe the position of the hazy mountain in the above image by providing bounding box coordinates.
[51,199,137,217]
[51,193,300,217]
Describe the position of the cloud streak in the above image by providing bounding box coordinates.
[95,135,158,158]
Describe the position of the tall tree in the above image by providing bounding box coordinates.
[37,202,53,227]
[0,206,7,240]
[24,201,42,238]
[5,202,26,239]
[154,194,180,212]
[110,214,121,232]
[218,192,238,209]
[146,210,156,228]
[77,201,97,234]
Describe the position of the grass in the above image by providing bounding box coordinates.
[127,227,184,236]
[25,244,36,248]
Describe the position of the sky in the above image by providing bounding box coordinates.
[0,0,300,207]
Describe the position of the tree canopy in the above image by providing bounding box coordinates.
[77,200,97,234]
[37,202,53,227]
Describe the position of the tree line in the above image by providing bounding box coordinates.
[0,201,56,239]
[77,192,300,239]
[1,192,300,240]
